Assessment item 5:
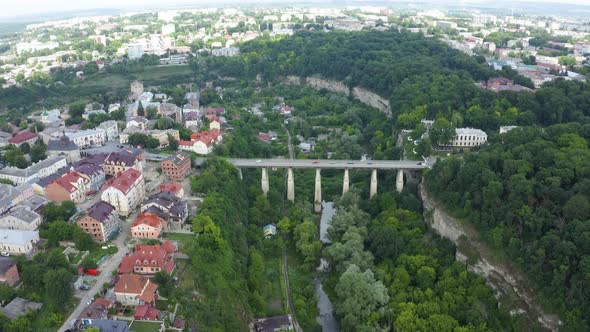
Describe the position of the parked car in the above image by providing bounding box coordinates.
[79,285,90,290]
[0,252,9,257]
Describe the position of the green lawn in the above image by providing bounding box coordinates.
[73,65,191,91]
[129,320,162,332]
[163,233,195,252]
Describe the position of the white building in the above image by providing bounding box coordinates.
[0,156,67,185]
[96,120,119,141]
[128,43,144,60]
[500,126,518,134]
[446,128,487,148]
[101,168,146,216]
[211,47,240,57]
[0,229,39,255]
[0,208,42,231]
[66,130,106,148]
[161,24,175,35]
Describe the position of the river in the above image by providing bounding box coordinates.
[315,201,339,332]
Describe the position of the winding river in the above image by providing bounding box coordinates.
[315,201,339,332]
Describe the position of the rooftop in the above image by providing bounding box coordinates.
[163,152,191,166]
[0,257,17,275]
[87,319,129,332]
[0,229,38,246]
[0,156,66,179]
[86,201,116,223]
[108,168,142,194]
[8,131,38,144]
[47,135,79,151]
[0,207,40,225]
[131,213,163,229]
[456,128,487,136]
[0,297,42,319]
[65,129,102,139]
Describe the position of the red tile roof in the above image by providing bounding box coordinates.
[51,171,87,192]
[108,168,142,194]
[114,274,153,294]
[159,182,182,196]
[118,241,176,274]
[189,130,221,147]
[131,213,163,230]
[9,131,38,144]
[134,304,160,320]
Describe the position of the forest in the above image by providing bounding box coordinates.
[425,123,590,330]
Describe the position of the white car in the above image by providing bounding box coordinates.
[0,252,9,257]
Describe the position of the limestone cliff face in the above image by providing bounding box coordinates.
[281,75,392,116]
[305,77,350,95]
[420,183,560,331]
[351,87,391,115]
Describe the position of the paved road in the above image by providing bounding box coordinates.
[58,213,133,332]
[221,158,427,170]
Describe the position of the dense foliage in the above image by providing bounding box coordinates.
[425,123,590,329]
[322,191,514,331]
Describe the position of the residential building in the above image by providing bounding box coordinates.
[141,191,188,226]
[101,149,145,177]
[159,182,184,198]
[185,91,200,107]
[0,208,42,230]
[77,202,120,242]
[44,170,90,203]
[86,319,129,332]
[500,126,519,134]
[118,241,176,275]
[0,131,11,147]
[183,111,200,128]
[203,107,225,116]
[178,130,222,155]
[445,128,488,148]
[0,183,34,214]
[101,168,146,216]
[65,130,106,148]
[207,115,221,131]
[126,117,149,131]
[96,120,119,141]
[134,304,160,321]
[481,77,533,92]
[130,81,144,101]
[0,257,20,286]
[78,298,113,325]
[0,156,67,185]
[8,131,39,147]
[263,224,277,239]
[114,274,158,306]
[0,298,42,319]
[128,43,144,60]
[254,315,294,332]
[211,47,240,57]
[131,213,165,239]
[120,128,179,148]
[73,162,106,193]
[0,229,39,255]
[160,152,191,181]
[47,135,81,163]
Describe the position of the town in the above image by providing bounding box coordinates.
[0,1,589,332]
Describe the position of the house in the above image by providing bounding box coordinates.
[263,224,277,239]
[272,103,293,116]
[211,47,240,57]
[126,117,149,131]
[481,77,533,92]
[96,120,119,141]
[114,274,158,306]
[120,128,179,148]
[130,81,144,101]
[118,241,176,275]
[73,162,106,193]
[47,135,81,163]
[203,107,225,116]
[500,126,518,134]
[44,171,90,203]
[0,156,67,186]
[161,152,191,181]
[0,131,12,147]
[444,128,488,148]
[8,130,39,147]
[101,168,146,216]
[0,229,39,255]
[131,213,165,239]
[0,184,34,215]
[0,297,42,319]
[101,149,145,177]
[66,129,106,148]
[183,111,200,129]
[254,315,294,332]
[86,319,129,332]
[178,130,222,155]
[298,141,314,153]
[77,202,120,242]
[159,182,184,198]
[141,191,188,226]
[207,115,221,131]
[134,304,161,320]
[78,298,112,324]
[0,207,42,231]
[0,257,20,286]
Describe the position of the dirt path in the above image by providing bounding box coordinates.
[282,251,303,332]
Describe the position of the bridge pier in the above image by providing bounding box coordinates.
[287,168,295,202]
[370,169,377,198]
[237,168,243,180]
[314,169,322,213]
[396,169,404,193]
[261,168,269,196]
[342,168,349,195]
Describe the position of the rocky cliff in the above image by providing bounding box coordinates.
[281,75,392,116]
[420,183,560,331]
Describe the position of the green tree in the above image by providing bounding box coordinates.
[44,268,73,311]
[429,117,455,146]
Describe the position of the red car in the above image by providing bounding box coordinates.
[85,269,100,276]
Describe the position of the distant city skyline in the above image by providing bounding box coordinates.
[1,0,590,19]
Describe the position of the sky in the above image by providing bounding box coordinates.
[2,0,590,19]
